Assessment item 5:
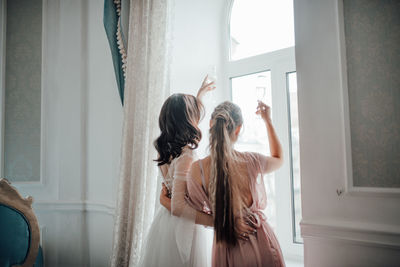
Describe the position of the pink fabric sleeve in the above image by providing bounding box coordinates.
[245,152,268,209]
[243,152,265,174]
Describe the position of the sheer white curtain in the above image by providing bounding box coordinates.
[110,0,173,266]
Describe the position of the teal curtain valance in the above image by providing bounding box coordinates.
[103,0,126,105]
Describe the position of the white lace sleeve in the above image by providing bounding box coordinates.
[171,150,213,225]
[170,151,195,218]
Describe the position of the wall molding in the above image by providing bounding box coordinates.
[33,201,115,216]
[345,187,400,198]
[301,219,400,250]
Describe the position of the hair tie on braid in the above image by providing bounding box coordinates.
[215,116,227,123]
[214,110,235,132]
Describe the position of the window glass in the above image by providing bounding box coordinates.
[287,72,302,243]
[230,0,295,60]
[231,71,277,229]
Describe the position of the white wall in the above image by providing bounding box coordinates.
[170,0,226,158]
[293,0,400,266]
[86,0,122,213]
[9,0,122,266]
[86,0,123,265]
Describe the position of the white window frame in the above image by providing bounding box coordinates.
[222,0,303,261]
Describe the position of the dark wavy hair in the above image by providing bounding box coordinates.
[154,93,204,166]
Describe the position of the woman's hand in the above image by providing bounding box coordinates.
[235,217,257,241]
[256,100,283,170]
[160,183,172,212]
[256,100,271,122]
[196,75,216,101]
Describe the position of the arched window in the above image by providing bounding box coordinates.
[226,0,303,261]
[229,0,295,60]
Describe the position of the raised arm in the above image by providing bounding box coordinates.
[256,101,283,173]
[196,75,215,101]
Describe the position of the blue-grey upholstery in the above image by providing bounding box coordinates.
[0,204,43,267]
[34,246,43,267]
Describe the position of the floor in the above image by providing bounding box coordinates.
[285,259,304,267]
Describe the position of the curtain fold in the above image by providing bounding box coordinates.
[110,0,173,266]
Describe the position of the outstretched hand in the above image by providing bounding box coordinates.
[256,100,271,122]
[197,75,216,100]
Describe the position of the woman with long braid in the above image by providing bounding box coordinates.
[183,101,285,266]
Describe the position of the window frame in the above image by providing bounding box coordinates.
[286,71,303,244]
[223,0,303,260]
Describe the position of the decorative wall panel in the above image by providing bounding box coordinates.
[4,0,42,182]
[343,0,400,187]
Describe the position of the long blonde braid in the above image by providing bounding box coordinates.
[208,101,243,245]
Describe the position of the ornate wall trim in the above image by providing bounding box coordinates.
[33,201,116,216]
[301,219,400,250]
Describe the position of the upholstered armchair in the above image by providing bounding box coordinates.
[0,178,43,267]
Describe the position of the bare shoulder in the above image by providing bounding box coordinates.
[190,159,202,185]
[202,156,211,165]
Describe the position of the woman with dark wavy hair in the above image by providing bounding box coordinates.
[139,76,216,267]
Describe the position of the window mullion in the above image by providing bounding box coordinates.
[270,63,293,256]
